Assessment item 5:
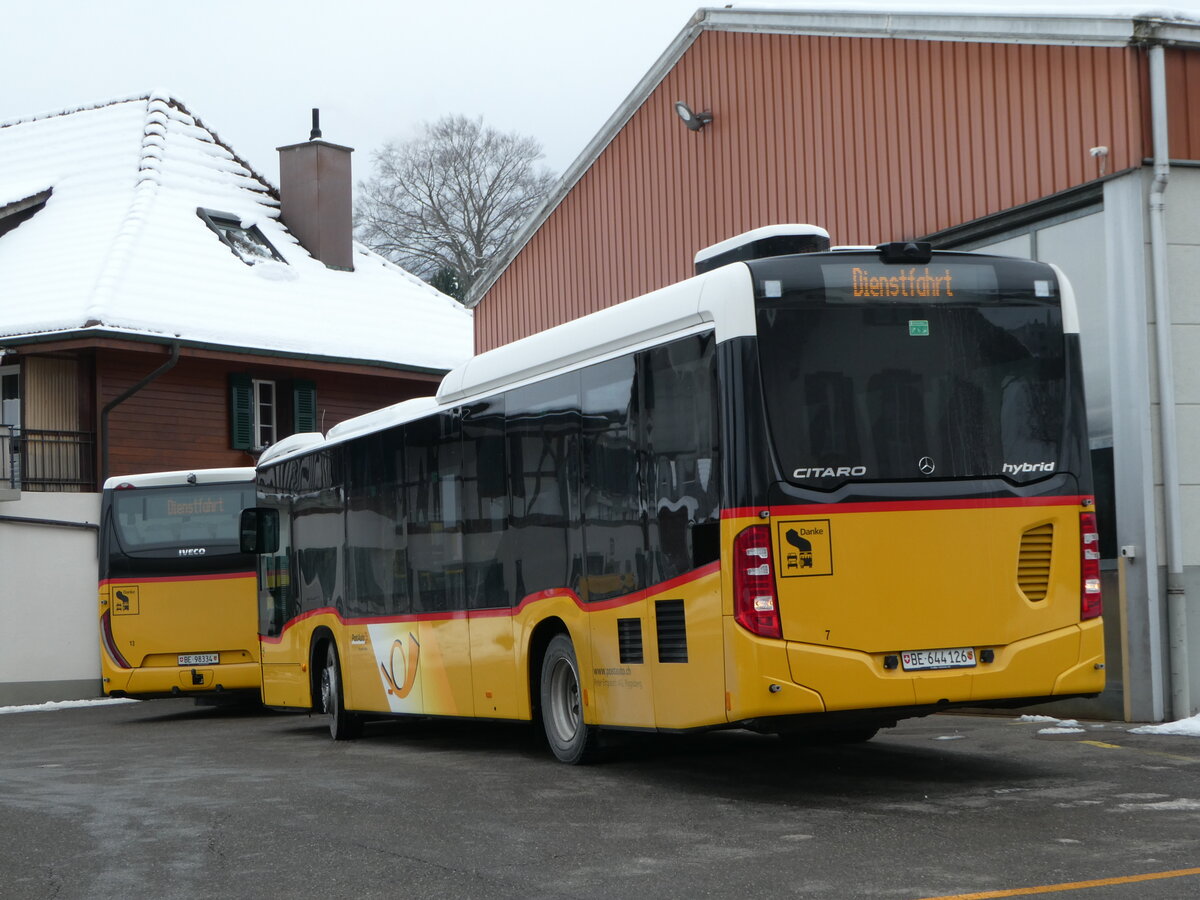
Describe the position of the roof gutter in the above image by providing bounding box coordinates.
[100,341,179,483]
[0,328,451,377]
[1145,42,1191,721]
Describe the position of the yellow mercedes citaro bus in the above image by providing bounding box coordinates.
[100,468,260,700]
[240,226,1104,763]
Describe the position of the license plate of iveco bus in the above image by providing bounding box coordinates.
[178,653,219,666]
[900,647,977,671]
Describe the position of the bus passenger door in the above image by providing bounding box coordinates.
[257,507,309,707]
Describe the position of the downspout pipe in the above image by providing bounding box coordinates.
[99,342,180,484]
[1147,44,1191,720]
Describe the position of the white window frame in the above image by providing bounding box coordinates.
[0,364,19,428]
[253,378,277,450]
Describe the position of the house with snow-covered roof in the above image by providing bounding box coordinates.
[0,91,471,496]
[0,92,471,705]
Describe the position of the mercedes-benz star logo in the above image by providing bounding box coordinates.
[918,456,936,475]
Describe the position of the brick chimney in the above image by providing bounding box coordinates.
[277,109,354,270]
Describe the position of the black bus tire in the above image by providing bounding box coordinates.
[320,641,362,741]
[540,633,598,764]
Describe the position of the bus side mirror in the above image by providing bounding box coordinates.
[240,508,279,554]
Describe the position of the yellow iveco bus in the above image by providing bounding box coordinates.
[100,468,260,700]
[240,226,1104,763]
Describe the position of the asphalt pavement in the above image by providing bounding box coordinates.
[2,700,1199,899]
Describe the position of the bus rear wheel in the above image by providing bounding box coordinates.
[320,642,362,741]
[540,634,598,764]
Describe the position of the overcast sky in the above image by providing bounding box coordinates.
[4,0,704,184]
[6,1,1199,188]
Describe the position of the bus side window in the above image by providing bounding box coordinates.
[642,333,720,582]
[346,429,410,618]
[506,372,582,602]
[259,509,292,639]
[462,396,511,610]
[406,412,463,613]
[292,449,346,617]
[581,356,644,603]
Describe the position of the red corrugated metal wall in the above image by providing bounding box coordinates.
[476,31,1175,351]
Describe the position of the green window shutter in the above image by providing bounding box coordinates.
[229,373,253,450]
[292,379,317,433]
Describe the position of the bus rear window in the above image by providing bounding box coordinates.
[756,303,1068,486]
[111,484,255,552]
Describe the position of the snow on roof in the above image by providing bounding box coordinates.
[0,92,472,372]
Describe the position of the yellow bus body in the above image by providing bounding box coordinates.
[100,572,260,697]
[261,493,1101,731]
[724,497,1104,722]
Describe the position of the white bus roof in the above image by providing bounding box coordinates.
[103,467,255,490]
[255,433,327,468]
[693,224,830,265]
[438,261,755,405]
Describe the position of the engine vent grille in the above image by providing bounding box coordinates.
[1018,523,1054,601]
[655,599,688,663]
[617,618,644,665]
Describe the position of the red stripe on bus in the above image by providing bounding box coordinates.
[99,571,255,587]
[473,560,723,619]
[723,495,1089,519]
[259,561,723,642]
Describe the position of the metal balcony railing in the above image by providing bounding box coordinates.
[0,425,16,492]
[4,428,96,492]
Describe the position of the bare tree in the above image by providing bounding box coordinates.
[355,115,556,302]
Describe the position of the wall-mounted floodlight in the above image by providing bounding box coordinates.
[674,101,713,132]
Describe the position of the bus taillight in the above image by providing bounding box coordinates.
[733,525,782,639]
[1080,511,1102,620]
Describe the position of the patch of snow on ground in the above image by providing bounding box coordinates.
[1129,713,1200,737]
[1117,798,1200,811]
[1016,714,1088,734]
[0,698,138,716]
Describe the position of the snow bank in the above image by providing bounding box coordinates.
[1129,714,1200,737]
[0,697,138,716]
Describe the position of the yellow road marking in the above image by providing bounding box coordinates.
[918,866,1200,899]
[1077,738,1198,764]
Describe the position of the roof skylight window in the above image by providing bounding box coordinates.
[0,188,52,240]
[197,208,286,265]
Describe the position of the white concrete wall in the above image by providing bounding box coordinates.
[1166,169,1200,569]
[1164,167,1200,711]
[0,492,101,704]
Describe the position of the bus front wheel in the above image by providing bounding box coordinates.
[540,634,598,764]
[320,642,362,741]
